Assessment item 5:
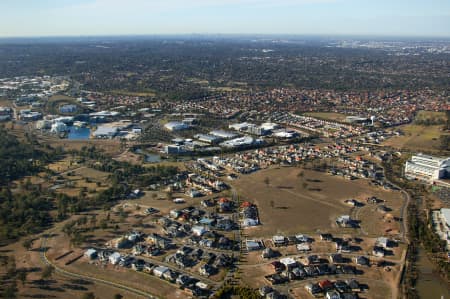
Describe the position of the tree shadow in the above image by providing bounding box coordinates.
[23,295,57,298]
[70,279,93,285]
[61,283,88,291]
[276,206,289,210]
[276,186,293,189]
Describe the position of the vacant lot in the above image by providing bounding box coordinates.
[304,112,348,122]
[110,89,156,97]
[232,167,403,237]
[383,124,447,153]
[414,110,447,124]
[40,136,123,156]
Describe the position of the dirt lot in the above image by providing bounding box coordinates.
[232,167,403,237]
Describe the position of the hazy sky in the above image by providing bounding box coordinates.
[0,0,449,37]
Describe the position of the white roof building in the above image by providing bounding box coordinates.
[209,130,237,139]
[441,208,450,229]
[109,252,121,265]
[280,257,297,267]
[260,122,280,131]
[229,122,251,131]
[405,154,450,182]
[153,266,170,277]
[50,121,68,133]
[164,121,189,131]
[93,126,118,138]
[220,136,255,148]
[192,225,208,236]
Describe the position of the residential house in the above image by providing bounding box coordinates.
[109,252,121,265]
[153,266,170,278]
[84,248,97,260]
[199,264,216,277]
[354,256,370,266]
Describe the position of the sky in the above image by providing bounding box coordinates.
[0,0,449,37]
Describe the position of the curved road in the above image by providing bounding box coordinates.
[40,234,158,299]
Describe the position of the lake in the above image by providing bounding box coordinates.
[67,126,91,140]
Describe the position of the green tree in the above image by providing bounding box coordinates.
[90,215,97,228]
[22,239,33,251]
[17,270,27,286]
[2,283,17,299]
[41,265,54,280]
[166,190,173,201]
[82,292,96,299]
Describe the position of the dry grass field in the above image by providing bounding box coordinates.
[110,89,156,97]
[383,124,447,153]
[414,110,447,123]
[304,112,348,122]
[232,167,403,237]
[43,137,123,156]
[0,227,144,299]
[383,110,449,153]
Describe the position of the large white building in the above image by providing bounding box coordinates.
[164,121,189,131]
[433,208,450,250]
[405,154,450,182]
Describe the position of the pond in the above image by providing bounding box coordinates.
[67,126,91,140]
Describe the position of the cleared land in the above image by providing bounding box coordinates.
[232,167,403,237]
[383,124,447,153]
[383,110,449,153]
[40,136,123,156]
[109,90,156,97]
[414,110,447,123]
[304,112,348,122]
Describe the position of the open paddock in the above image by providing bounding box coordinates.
[304,112,349,122]
[232,167,404,237]
[383,124,448,153]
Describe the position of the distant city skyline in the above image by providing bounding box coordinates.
[1,0,449,38]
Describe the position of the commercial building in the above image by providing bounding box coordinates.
[59,104,78,113]
[433,208,450,250]
[50,121,68,133]
[209,130,237,139]
[164,121,189,131]
[220,136,259,149]
[194,134,221,144]
[92,126,118,139]
[405,154,450,182]
[229,122,251,132]
[19,110,42,121]
[0,107,12,121]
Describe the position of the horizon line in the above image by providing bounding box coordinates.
[1,33,450,40]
